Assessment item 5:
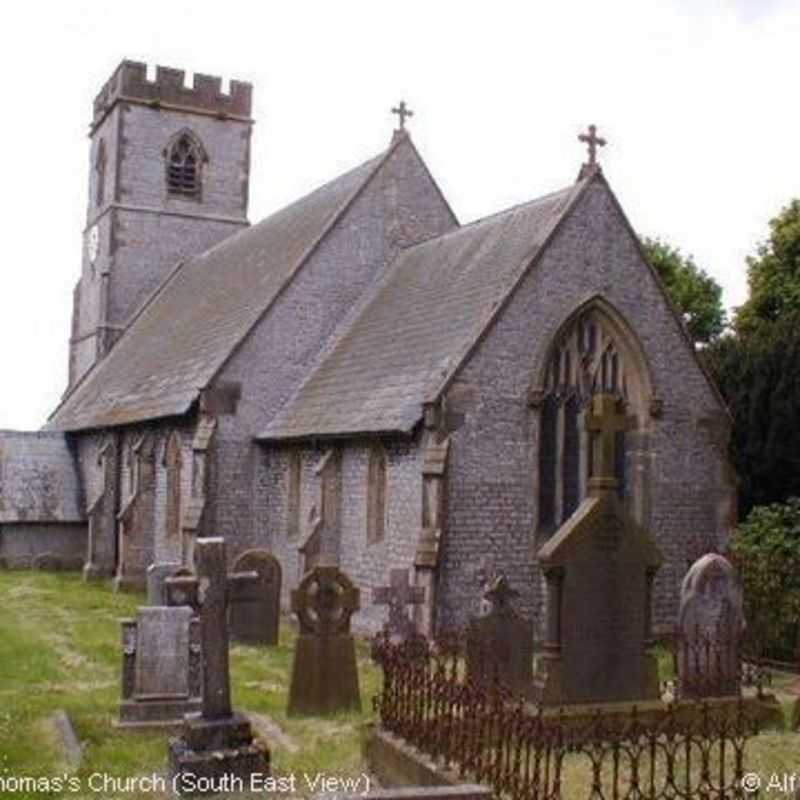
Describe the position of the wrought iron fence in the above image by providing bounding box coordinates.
[708,548,800,676]
[742,623,800,676]
[371,632,761,800]
[671,625,744,699]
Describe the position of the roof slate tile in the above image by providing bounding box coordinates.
[259,180,587,440]
[47,147,392,431]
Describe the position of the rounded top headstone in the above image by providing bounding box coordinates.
[233,549,281,575]
[679,553,744,637]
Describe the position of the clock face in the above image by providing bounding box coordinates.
[87,225,100,263]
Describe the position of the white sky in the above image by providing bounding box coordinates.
[1,0,798,430]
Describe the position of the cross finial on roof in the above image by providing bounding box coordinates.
[392,100,414,131]
[578,124,607,170]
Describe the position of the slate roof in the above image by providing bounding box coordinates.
[259,178,589,440]
[46,145,397,432]
[0,431,84,522]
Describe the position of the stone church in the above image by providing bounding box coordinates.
[0,60,735,634]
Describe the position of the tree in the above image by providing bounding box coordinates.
[729,498,800,664]
[705,314,800,517]
[736,199,800,333]
[641,237,726,345]
[704,197,800,516]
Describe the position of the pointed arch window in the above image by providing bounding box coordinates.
[537,305,649,534]
[287,450,301,539]
[367,444,388,544]
[163,431,183,541]
[95,139,107,207]
[165,130,206,199]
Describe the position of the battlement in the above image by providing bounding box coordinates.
[92,61,252,127]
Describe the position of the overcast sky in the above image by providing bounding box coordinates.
[1,0,798,430]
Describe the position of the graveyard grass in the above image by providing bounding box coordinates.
[0,571,382,800]
[2,572,799,800]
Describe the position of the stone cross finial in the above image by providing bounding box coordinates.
[391,100,414,131]
[373,568,425,638]
[165,538,258,720]
[578,124,606,167]
[483,574,519,614]
[585,393,630,491]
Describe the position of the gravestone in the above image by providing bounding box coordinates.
[165,538,270,791]
[535,393,662,705]
[677,553,744,698]
[288,563,361,716]
[466,575,534,697]
[146,562,183,606]
[229,549,282,646]
[373,568,425,641]
[118,606,202,727]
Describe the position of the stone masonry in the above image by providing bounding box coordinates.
[1,64,735,654]
[70,61,251,386]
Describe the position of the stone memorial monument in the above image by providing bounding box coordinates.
[146,561,182,606]
[677,553,744,698]
[165,538,270,790]
[229,549,282,646]
[466,575,534,697]
[372,568,425,641]
[118,606,202,727]
[536,393,662,705]
[288,563,361,716]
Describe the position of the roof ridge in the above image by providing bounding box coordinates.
[423,177,593,406]
[258,173,595,442]
[400,180,583,253]
[204,135,407,389]
[48,138,406,432]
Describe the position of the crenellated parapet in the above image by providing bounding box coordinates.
[92,60,252,127]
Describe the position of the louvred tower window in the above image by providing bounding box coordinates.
[165,131,206,198]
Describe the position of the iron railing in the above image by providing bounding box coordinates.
[372,632,761,800]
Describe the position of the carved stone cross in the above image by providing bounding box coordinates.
[585,393,630,491]
[165,538,258,720]
[391,100,414,130]
[373,568,425,639]
[483,574,519,615]
[291,564,360,637]
[578,124,606,166]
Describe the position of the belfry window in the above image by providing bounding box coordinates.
[538,307,642,534]
[165,131,205,198]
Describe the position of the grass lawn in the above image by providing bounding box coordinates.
[0,571,381,800]
[1,570,798,799]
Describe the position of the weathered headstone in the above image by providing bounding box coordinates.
[288,563,361,716]
[466,575,533,697]
[535,393,662,705]
[118,606,202,727]
[165,538,270,791]
[50,710,82,770]
[373,568,425,641]
[229,549,282,646]
[677,553,744,698]
[146,561,183,606]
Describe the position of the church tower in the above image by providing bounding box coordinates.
[69,61,253,387]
